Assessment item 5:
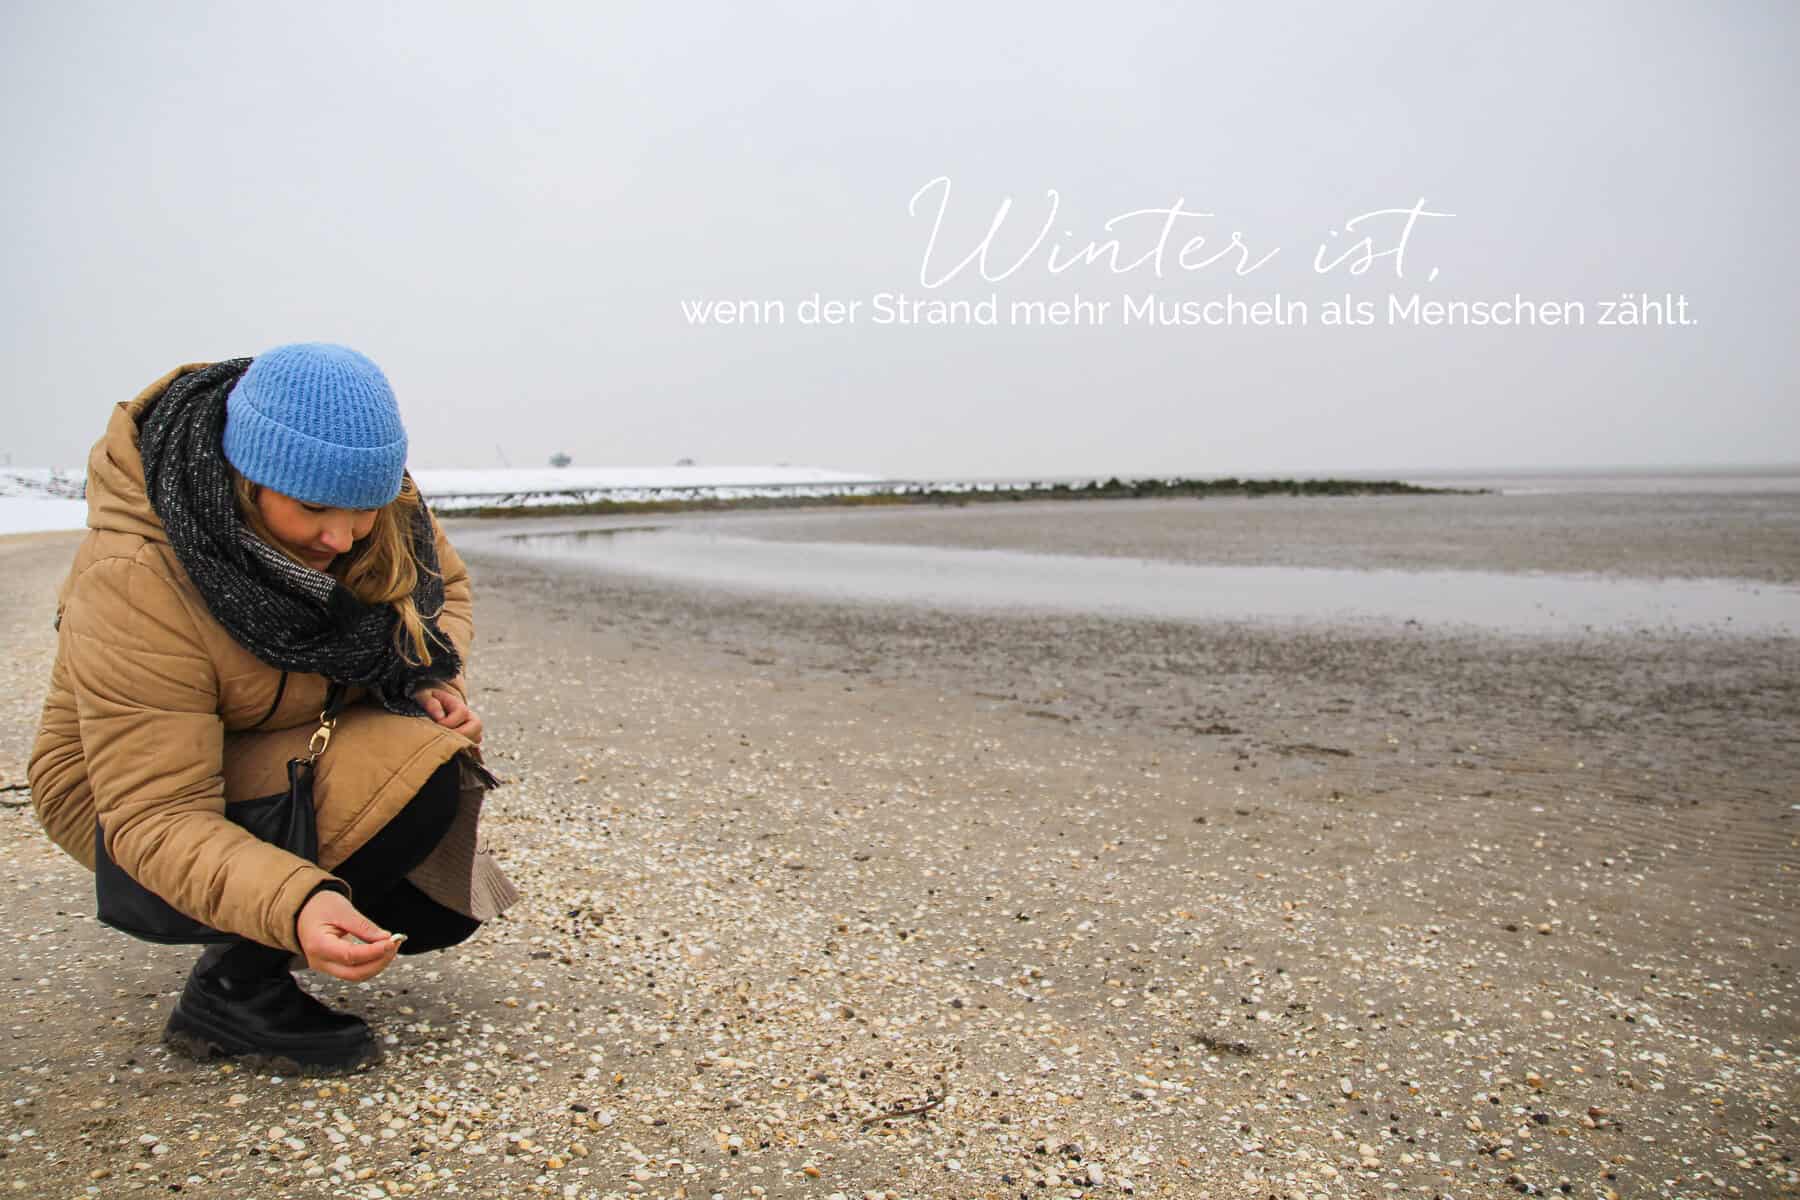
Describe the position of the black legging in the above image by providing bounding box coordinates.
[331,757,483,954]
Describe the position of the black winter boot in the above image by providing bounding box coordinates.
[162,939,382,1073]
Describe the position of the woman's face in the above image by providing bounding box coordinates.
[253,488,378,571]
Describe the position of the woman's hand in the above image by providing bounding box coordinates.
[414,686,483,744]
[297,889,400,982]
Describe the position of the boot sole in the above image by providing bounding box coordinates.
[162,1008,384,1076]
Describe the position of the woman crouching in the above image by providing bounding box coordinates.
[28,343,519,1073]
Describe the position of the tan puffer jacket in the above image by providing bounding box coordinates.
[28,362,482,954]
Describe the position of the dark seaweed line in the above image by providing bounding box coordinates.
[448,477,1480,520]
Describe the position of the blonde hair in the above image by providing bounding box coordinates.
[230,468,441,666]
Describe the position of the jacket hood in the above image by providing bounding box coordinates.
[85,362,214,542]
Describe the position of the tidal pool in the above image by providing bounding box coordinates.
[492,527,1800,637]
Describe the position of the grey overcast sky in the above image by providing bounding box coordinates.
[3,2,1795,478]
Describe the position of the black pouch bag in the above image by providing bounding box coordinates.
[94,685,345,945]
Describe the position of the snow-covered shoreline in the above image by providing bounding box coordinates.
[411,465,890,512]
[0,469,89,533]
[0,465,892,533]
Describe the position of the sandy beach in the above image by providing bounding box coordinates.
[2,493,1796,1200]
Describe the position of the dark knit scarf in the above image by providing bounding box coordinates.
[136,359,459,717]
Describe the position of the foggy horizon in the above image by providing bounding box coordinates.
[5,3,1795,479]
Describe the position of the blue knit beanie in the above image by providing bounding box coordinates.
[222,343,408,510]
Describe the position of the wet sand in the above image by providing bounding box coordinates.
[696,492,1800,582]
[1,494,1796,1199]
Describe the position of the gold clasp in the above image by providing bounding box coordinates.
[305,712,338,761]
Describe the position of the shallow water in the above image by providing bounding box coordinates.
[492,527,1800,637]
[1382,466,1800,496]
